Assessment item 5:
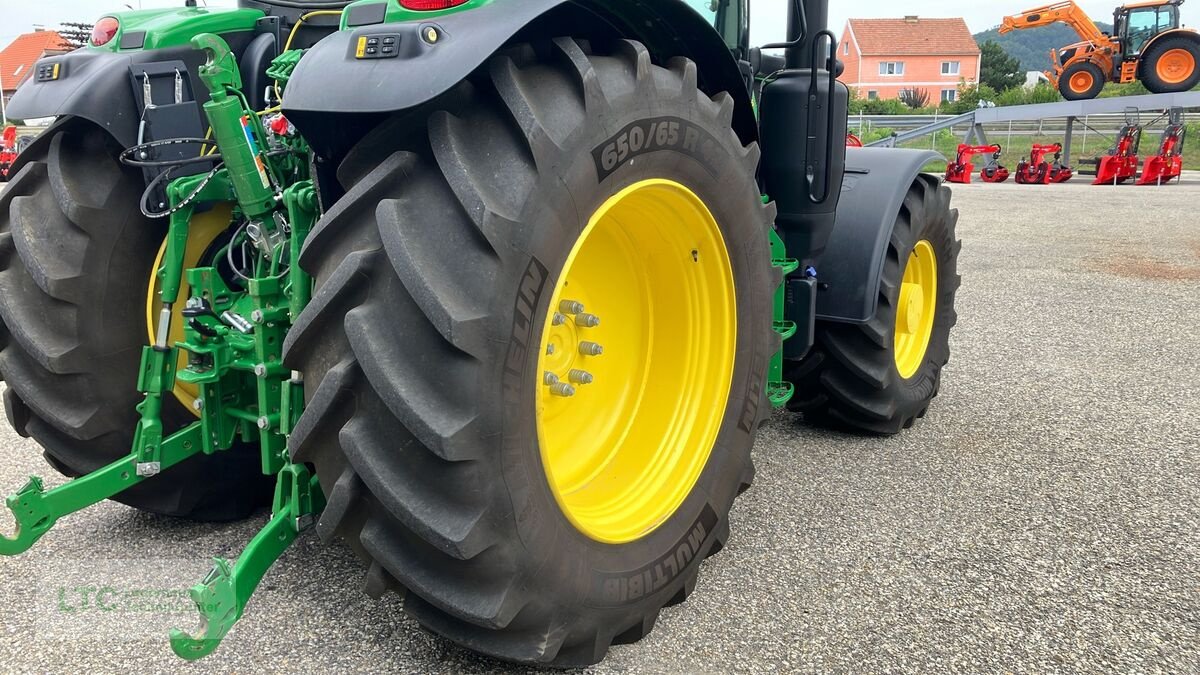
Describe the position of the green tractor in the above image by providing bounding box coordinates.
[0,0,959,666]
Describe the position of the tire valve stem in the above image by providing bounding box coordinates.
[543,371,560,386]
[559,300,585,315]
[579,341,604,356]
[549,382,576,398]
[568,369,594,385]
[574,313,600,328]
[546,344,556,355]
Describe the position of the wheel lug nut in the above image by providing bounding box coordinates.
[543,371,560,386]
[551,313,566,326]
[559,300,585,315]
[574,313,600,328]
[549,382,576,397]
[579,341,604,356]
[568,369,594,385]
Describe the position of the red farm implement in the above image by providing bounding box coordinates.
[1094,116,1144,185]
[1136,111,1187,185]
[1015,143,1074,184]
[946,144,1010,184]
[0,127,18,179]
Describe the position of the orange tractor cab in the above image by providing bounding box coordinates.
[1001,0,1200,100]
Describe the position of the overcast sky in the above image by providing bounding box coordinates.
[4,1,1199,51]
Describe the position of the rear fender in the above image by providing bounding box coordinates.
[282,0,756,161]
[814,147,941,324]
[1143,28,1200,52]
[6,46,217,150]
[1141,28,1200,64]
[7,6,269,150]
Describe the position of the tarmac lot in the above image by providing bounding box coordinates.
[0,175,1197,673]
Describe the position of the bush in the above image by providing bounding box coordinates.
[946,82,1000,114]
[861,98,910,115]
[899,88,931,109]
[1098,80,1151,98]
[859,126,898,144]
[995,82,1059,107]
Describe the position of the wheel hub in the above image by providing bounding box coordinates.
[1157,48,1196,84]
[893,240,938,379]
[1070,71,1094,93]
[898,282,925,335]
[536,180,736,544]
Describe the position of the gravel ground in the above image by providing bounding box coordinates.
[0,175,1197,674]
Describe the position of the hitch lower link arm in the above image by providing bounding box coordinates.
[0,171,225,556]
[170,462,324,659]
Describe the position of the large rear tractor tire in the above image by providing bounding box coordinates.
[284,39,775,666]
[787,175,960,435]
[1140,36,1200,94]
[0,120,269,520]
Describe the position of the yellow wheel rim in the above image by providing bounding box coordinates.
[1156,48,1196,85]
[536,179,736,544]
[894,240,938,380]
[145,206,232,415]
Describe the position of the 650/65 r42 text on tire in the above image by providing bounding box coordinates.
[283,38,776,666]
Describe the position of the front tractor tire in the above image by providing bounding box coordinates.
[1059,61,1106,100]
[0,120,268,520]
[788,175,960,435]
[284,39,774,666]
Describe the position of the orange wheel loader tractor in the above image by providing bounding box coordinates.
[1001,0,1200,100]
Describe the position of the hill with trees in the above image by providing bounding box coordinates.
[973,21,1113,72]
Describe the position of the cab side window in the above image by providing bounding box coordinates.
[683,0,745,55]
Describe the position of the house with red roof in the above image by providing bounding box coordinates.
[839,16,981,105]
[1,30,71,105]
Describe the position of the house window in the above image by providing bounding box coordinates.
[941,61,961,76]
[843,42,850,56]
[941,89,958,103]
[879,62,905,76]
[867,90,879,100]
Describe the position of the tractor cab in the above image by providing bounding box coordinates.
[683,0,750,58]
[1115,0,1183,57]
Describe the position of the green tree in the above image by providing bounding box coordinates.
[979,41,1024,92]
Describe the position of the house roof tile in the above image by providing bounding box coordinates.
[849,18,980,56]
[0,31,71,92]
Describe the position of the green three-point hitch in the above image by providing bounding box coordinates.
[1,33,322,658]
